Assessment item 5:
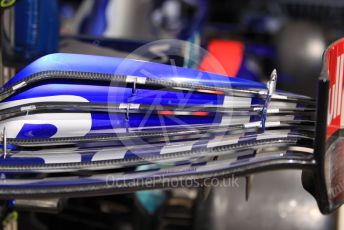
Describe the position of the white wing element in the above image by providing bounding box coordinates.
[0,95,92,138]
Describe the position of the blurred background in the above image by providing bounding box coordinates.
[0,0,343,229]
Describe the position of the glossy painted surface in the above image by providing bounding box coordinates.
[0,53,268,139]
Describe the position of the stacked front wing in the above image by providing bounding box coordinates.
[0,54,316,198]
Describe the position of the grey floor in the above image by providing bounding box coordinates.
[195,170,337,230]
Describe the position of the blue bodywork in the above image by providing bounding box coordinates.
[2,53,266,139]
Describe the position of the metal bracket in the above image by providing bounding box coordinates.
[2,127,7,159]
[245,175,254,201]
[261,69,277,132]
[125,104,130,121]
[132,77,137,95]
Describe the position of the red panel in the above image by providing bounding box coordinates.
[191,111,209,116]
[325,39,344,140]
[159,110,174,116]
[199,40,244,77]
